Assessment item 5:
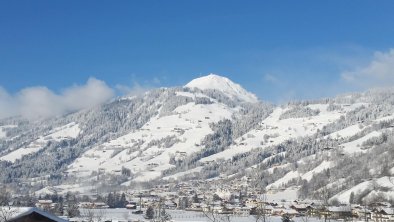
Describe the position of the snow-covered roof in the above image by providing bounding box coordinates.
[2,207,68,222]
[328,206,352,212]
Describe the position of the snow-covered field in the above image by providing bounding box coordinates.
[35,184,96,196]
[324,124,364,139]
[340,131,382,154]
[162,167,203,180]
[266,187,299,202]
[78,208,328,222]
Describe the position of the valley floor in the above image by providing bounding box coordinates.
[75,209,337,222]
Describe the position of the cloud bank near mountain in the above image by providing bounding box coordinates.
[0,77,114,119]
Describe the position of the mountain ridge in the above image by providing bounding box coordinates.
[185,74,259,103]
[0,74,394,205]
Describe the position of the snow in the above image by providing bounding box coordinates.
[41,122,81,141]
[265,160,333,190]
[0,146,43,163]
[266,171,300,189]
[324,124,365,139]
[175,91,210,100]
[0,125,17,139]
[76,209,324,222]
[68,101,236,182]
[340,130,382,154]
[301,161,333,181]
[162,167,203,180]
[375,115,394,123]
[201,103,350,162]
[265,164,291,174]
[0,122,80,163]
[265,187,299,202]
[35,184,96,196]
[0,127,7,139]
[330,176,394,204]
[185,74,258,103]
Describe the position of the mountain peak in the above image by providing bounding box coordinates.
[185,74,258,103]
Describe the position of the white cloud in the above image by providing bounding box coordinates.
[0,77,114,119]
[264,74,279,84]
[341,49,394,89]
[115,81,152,96]
[62,78,114,112]
[0,87,17,119]
[115,76,162,97]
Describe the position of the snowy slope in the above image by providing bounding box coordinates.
[324,124,365,139]
[201,104,363,162]
[330,176,394,204]
[0,125,17,139]
[4,74,394,201]
[340,130,383,154]
[185,74,258,103]
[162,167,203,180]
[0,126,7,139]
[0,122,80,163]
[67,101,236,182]
[301,161,333,181]
[266,171,300,189]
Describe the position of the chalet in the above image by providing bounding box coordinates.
[233,206,251,216]
[126,202,137,209]
[352,206,371,220]
[327,206,353,219]
[371,208,394,222]
[77,202,109,209]
[290,203,313,214]
[35,200,55,210]
[189,203,203,210]
[164,200,177,209]
[3,207,67,222]
[93,202,109,209]
[272,207,299,216]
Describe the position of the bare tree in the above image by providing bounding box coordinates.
[253,191,269,222]
[316,186,331,222]
[0,207,18,222]
[0,188,18,222]
[81,208,95,222]
[65,193,80,218]
[152,198,172,222]
[202,200,232,222]
[81,208,106,222]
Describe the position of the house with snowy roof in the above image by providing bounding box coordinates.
[371,208,394,222]
[0,207,67,222]
[327,206,353,219]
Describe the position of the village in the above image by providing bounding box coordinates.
[4,176,394,222]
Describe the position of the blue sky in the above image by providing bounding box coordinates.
[1,0,394,108]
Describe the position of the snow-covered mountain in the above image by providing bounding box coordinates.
[185,74,259,103]
[1,74,394,205]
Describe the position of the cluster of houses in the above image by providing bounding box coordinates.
[6,176,394,222]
